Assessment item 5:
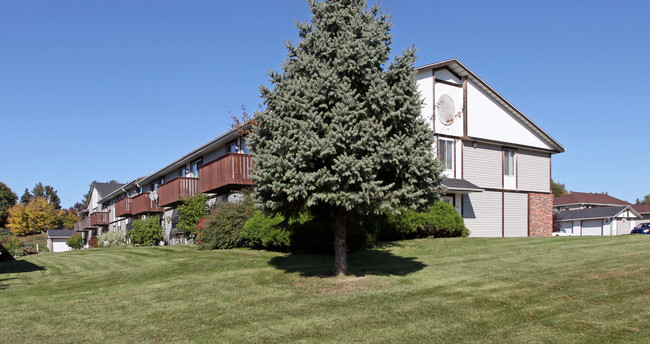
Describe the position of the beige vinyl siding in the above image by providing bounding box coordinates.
[463,191,502,237]
[582,219,603,236]
[518,150,550,192]
[463,142,502,189]
[504,193,528,237]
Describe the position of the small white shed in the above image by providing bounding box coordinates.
[46,230,75,252]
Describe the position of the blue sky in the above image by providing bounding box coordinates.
[1,0,649,208]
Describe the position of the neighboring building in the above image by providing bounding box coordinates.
[554,192,631,211]
[631,204,650,223]
[556,206,642,236]
[47,230,75,252]
[73,182,125,246]
[416,59,564,237]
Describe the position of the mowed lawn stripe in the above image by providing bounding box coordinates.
[1,236,648,343]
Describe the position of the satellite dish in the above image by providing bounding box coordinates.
[149,190,158,202]
[437,94,455,126]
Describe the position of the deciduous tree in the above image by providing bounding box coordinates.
[60,208,80,230]
[551,179,567,197]
[249,0,444,274]
[0,182,18,228]
[176,194,209,239]
[7,198,61,236]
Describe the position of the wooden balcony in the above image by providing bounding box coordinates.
[158,177,200,207]
[115,197,132,217]
[90,212,109,226]
[199,153,254,194]
[74,217,91,231]
[131,192,163,215]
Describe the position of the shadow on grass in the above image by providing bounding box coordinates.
[0,260,46,275]
[269,248,426,277]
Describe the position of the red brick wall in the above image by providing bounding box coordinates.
[529,193,553,236]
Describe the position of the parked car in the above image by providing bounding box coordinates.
[552,229,574,236]
[630,223,650,234]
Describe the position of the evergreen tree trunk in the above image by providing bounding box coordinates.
[333,207,347,275]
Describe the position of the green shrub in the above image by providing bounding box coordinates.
[66,233,84,250]
[197,196,254,250]
[242,211,290,251]
[386,202,468,238]
[0,231,23,256]
[97,231,126,247]
[129,216,163,246]
[14,246,37,257]
[176,193,209,239]
[88,236,99,248]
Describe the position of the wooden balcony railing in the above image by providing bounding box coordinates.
[115,197,132,217]
[199,153,254,194]
[74,217,91,231]
[158,177,200,207]
[131,192,163,215]
[90,212,109,226]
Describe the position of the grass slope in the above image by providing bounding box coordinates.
[1,236,649,343]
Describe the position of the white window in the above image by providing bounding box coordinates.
[504,148,516,176]
[438,139,454,170]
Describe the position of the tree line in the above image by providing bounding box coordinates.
[0,182,80,236]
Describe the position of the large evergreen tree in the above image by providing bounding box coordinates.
[249,0,444,274]
[31,183,62,209]
[20,188,31,205]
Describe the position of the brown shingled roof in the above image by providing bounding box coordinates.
[631,204,650,214]
[554,192,631,207]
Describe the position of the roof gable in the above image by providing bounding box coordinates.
[415,59,564,153]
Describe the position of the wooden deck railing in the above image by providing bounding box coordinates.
[74,217,91,231]
[131,192,163,215]
[90,212,109,226]
[115,197,132,217]
[199,153,254,194]
[158,177,200,207]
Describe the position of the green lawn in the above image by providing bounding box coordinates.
[1,236,649,343]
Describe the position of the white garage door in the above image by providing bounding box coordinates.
[561,221,573,234]
[52,240,71,252]
[504,193,528,237]
[616,219,630,235]
[463,191,502,237]
[582,220,603,236]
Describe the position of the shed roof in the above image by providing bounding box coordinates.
[556,206,641,221]
[47,229,75,239]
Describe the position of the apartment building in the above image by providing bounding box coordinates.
[416,59,564,237]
